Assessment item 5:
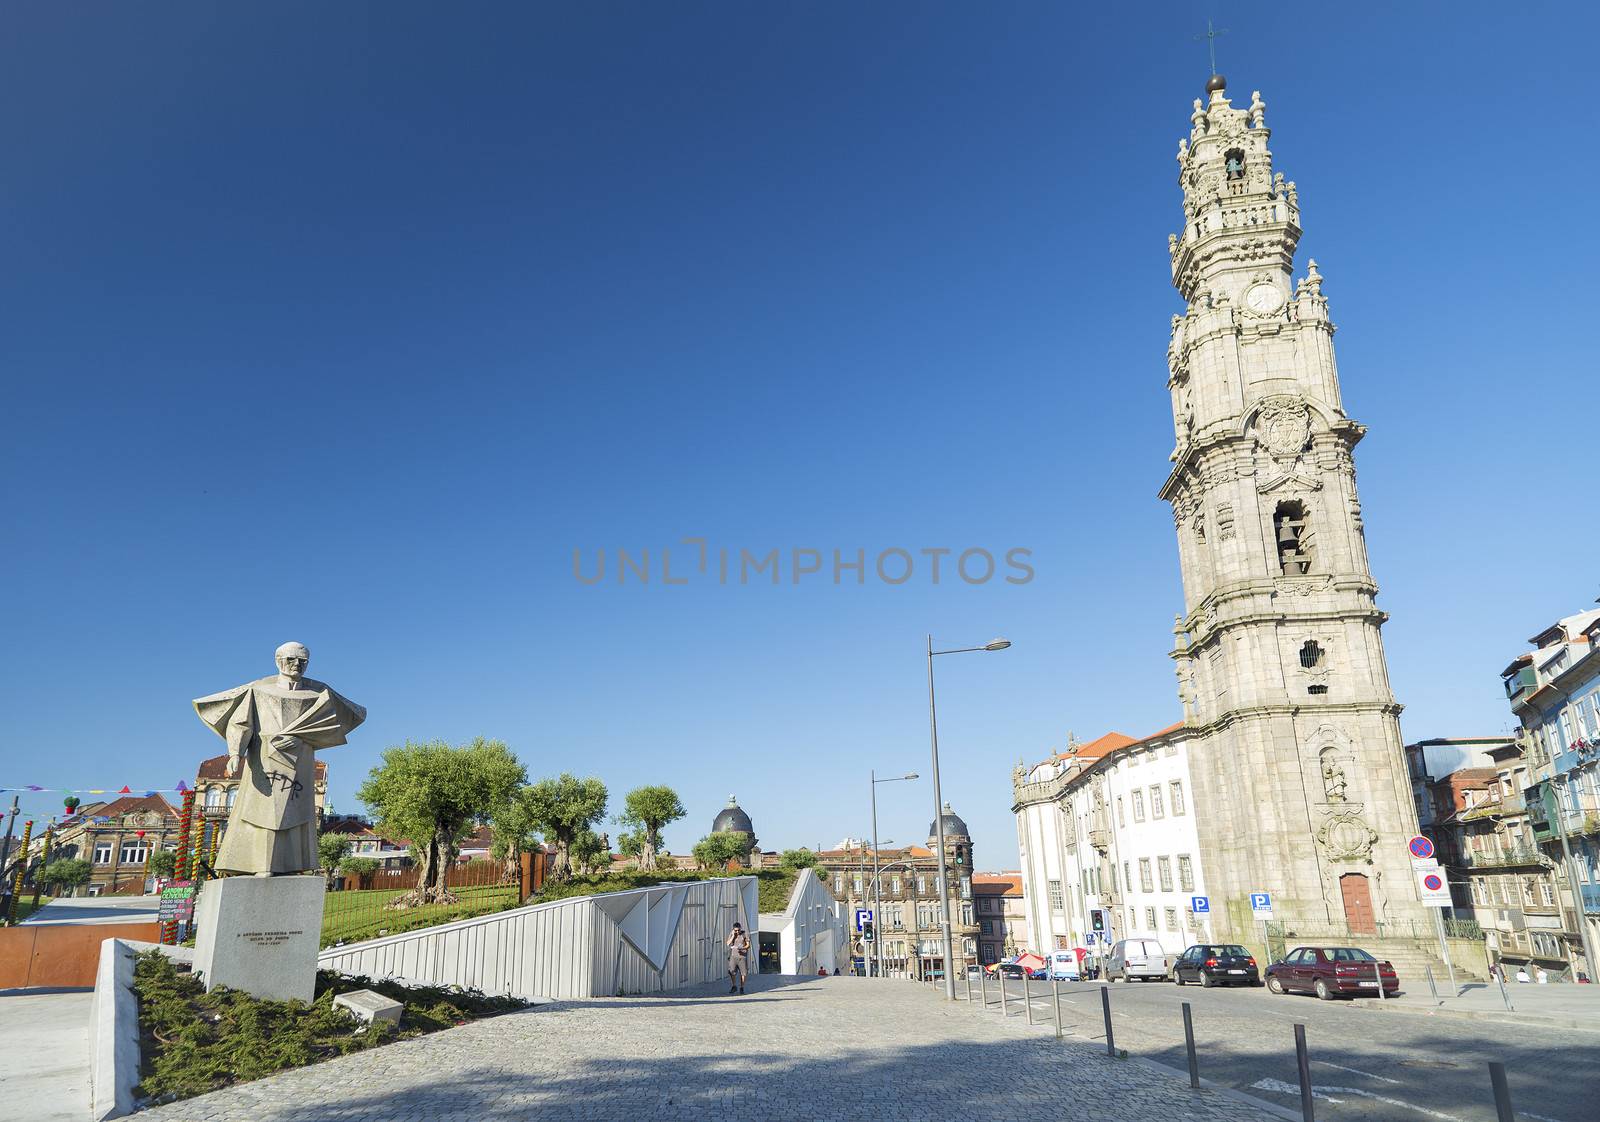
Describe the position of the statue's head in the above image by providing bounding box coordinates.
[275,641,310,683]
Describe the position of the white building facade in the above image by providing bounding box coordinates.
[1015,726,1211,961]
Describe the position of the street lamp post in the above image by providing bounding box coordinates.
[870,770,918,979]
[926,634,1011,1000]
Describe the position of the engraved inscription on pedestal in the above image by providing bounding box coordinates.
[192,875,325,1003]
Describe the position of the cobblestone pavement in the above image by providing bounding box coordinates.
[140,975,1290,1122]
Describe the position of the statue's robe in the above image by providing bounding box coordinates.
[193,676,366,875]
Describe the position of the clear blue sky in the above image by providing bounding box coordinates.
[5,2,1597,866]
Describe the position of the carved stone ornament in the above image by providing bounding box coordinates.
[1257,397,1312,459]
[1317,811,1379,862]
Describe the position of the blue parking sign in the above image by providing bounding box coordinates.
[1250,893,1272,912]
[1191,895,1209,914]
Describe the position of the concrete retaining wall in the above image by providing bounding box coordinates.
[318,876,760,1000]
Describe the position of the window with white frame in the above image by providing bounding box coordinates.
[1117,797,1126,827]
[1178,854,1194,892]
[1145,906,1157,929]
[1170,780,1186,815]
[1048,879,1064,912]
[1139,858,1154,892]
[119,842,149,865]
[93,843,113,864]
[917,875,928,895]
[1164,906,1179,930]
[1132,790,1146,822]
[834,874,843,894]
[1150,785,1164,819]
[853,874,863,895]
[891,874,902,895]
[1158,856,1173,892]
[1540,881,1554,906]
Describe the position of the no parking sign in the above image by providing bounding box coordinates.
[1415,866,1451,907]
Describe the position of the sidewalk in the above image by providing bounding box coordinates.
[21,895,160,925]
[140,975,1292,1121]
[0,991,93,1122]
[1358,980,1600,1030]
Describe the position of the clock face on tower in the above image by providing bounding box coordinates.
[1244,281,1284,315]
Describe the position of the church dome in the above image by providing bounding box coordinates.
[928,802,969,840]
[712,795,754,835]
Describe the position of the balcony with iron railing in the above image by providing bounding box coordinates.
[1461,792,1526,820]
[1461,847,1546,869]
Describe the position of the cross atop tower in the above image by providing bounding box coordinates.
[1193,18,1228,77]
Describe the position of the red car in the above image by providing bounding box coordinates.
[1265,946,1398,1000]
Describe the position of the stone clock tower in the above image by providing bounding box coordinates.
[1161,76,1427,940]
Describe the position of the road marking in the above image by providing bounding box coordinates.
[1313,1060,1404,1085]
[1251,1077,1464,1119]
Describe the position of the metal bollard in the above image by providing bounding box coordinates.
[1488,1061,1515,1122]
[1000,972,1010,1017]
[1025,974,1036,1025]
[1100,984,1115,1057]
[980,964,989,1007]
[1182,1002,1199,1089]
[1294,1023,1315,1122]
[965,967,973,1002]
[1052,973,1063,1039]
[1375,958,1385,1001]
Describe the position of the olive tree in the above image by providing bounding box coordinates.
[521,773,608,882]
[356,738,526,907]
[616,785,685,872]
[692,831,752,871]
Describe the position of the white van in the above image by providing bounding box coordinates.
[1047,951,1082,981]
[1106,938,1174,982]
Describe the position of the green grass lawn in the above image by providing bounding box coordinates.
[7,895,52,923]
[321,884,521,948]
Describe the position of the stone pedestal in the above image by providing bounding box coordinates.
[193,875,324,1003]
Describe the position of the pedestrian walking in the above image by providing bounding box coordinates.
[726,921,750,995]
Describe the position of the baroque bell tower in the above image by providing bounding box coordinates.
[1161,75,1427,939]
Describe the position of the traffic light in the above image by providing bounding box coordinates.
[862,920,875,943]
[1091,908,1105,933]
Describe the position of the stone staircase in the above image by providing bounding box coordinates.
[1362,936,1489,988]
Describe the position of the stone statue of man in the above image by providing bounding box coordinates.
[193,643,366,876]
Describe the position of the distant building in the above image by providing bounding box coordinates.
[1502,607,1600,980]
[1014,725,1207,961]
[320,814,412,869]
[31,793,181,896]
[972,873,1027,964]
[814,803,979,978]
[1405,738,1508,830]
[710,795,759,866]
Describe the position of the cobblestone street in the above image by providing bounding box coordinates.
[140,976,1288,1121]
